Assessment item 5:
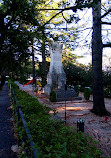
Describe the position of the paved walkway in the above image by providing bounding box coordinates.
[0,82,17,158]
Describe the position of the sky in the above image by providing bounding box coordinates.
[72,8,92,65]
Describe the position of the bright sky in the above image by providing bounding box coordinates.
[72,0,111,67]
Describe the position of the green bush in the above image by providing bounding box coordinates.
[80,86,85,92]
[104,87,111,98]
[74,85,80,96]
[8,79,19,90]
[84,88,91,100]
[34,87,38,93]
[50,90,57,102]
[19,75,27,84]
[9,81,103,158]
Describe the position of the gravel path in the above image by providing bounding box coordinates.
[0,82,17,158]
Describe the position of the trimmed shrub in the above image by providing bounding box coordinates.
[74,85,80,96]
[34,87,38,93]
[50,90,57,102]
[104,87,111,98]
[19,75,27,84]
[84,88,91,100]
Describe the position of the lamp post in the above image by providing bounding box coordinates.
[65,84,67,125]
[67,67,69,85]
[32,40,35,94]
[64,67,69,125]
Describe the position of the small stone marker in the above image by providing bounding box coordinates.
[11,144,19,153]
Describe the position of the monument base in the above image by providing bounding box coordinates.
[45,84,52,95]
[45,86,82,101]
[55,88,82,101]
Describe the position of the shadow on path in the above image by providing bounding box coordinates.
[0,82,17,158]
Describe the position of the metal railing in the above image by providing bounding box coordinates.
[10,84,39,158]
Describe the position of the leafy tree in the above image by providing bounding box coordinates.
[103,69,111,98]
[0,0,40,77]
[62,49,92,87]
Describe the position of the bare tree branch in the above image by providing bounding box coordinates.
[37,8,64,11]
[103,43,111,48]
[44,27,92,31]
[101,8,111,19]
[102,21,111,25]
[62,12,68,22]
[37,3,93,11]
[43,10,63,27]
[38,3,93,30]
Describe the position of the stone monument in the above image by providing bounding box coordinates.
[45,41,79,101]
[45,41,66,94]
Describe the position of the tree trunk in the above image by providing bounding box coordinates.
[0,16,4,53]
[41,28,47,87]
[0,16,5,70]
[91,0,110,116]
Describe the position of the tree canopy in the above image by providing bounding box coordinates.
[0,0,40,74]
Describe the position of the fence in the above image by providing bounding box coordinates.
[10,84,39,158]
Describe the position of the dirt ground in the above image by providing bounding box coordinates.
[15,82,111,158]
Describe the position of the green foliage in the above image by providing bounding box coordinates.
[104,87,111,98]
[19,75,27,84]
[103,71,111,98]
[34,87,38,93]
[84,88,91,100]
[0,0,41,75]
[50,90,57,102]
[63,57,92,87]
[10,81,103,158]
[74,85,80,96]
[8,79,19,90]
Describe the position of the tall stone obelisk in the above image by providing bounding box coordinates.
[45,41,66,95]
[45,41,78,101]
